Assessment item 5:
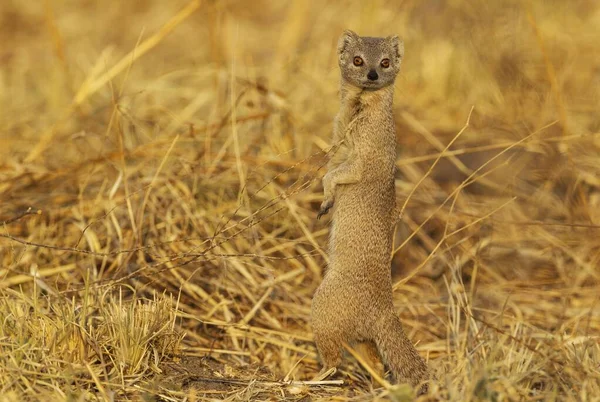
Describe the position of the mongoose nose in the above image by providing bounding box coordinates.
[367,70,378,81]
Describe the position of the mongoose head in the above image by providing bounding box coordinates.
[337,30,404,91]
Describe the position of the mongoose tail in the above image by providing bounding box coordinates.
[374,313,429,393]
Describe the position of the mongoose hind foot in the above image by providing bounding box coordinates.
[311,367,338,381]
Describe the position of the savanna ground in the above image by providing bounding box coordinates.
[1,0,600,400]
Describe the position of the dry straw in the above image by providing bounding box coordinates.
[1,0,600,400]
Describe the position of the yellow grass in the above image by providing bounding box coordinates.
[1,0,600,400]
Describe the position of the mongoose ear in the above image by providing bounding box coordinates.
[387,35,404,62]
[337,29,360,55]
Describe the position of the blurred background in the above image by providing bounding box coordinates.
[1,0,599,400]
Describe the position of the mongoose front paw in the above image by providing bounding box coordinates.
[317,199,333,219]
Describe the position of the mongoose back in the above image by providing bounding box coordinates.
[311,30,429,391]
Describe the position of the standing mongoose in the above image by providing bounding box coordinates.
[311,30,429,391]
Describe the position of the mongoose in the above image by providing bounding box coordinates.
[311,30,429,391]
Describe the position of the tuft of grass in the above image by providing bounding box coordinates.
[1,0,600,400]
[0,288,182,400]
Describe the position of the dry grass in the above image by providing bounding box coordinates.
[1,0,600,400]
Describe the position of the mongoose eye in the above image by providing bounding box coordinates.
[380,58,390,68]
[353,56,363,66]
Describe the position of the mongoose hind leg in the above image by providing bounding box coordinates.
[374,313,429,393]
[354,340,385,385]
[313,331,343,380]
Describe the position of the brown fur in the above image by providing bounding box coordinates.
[311,30,429,392]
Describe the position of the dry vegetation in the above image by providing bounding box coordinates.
[1,0,600,400]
